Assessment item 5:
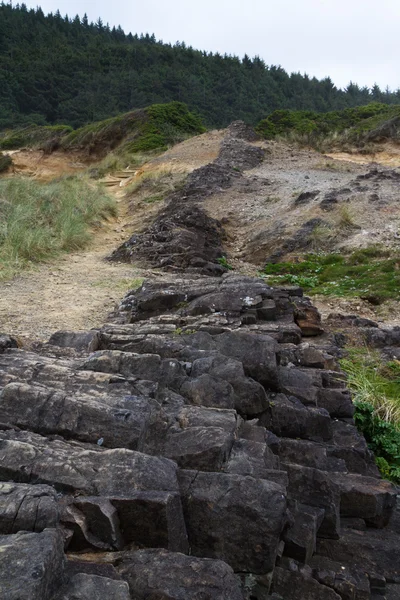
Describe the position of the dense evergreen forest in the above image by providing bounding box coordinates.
[1,3,400,131]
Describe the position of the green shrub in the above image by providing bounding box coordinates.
[0,176,116,279]
[0,125,73,150]
[340,348,400,483]
[353,402,400,483]
[256,103,400,149]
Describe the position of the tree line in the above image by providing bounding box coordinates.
[1,3,399,130]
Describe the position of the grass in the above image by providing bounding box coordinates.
[262,247,400,300]
[340,347,400,483]
[126,168,187,203]
[87,151,157,180]
[0,175,117,280]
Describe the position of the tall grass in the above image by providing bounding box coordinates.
[0,176,117,279]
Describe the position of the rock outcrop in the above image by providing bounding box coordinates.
[0,124,398,599]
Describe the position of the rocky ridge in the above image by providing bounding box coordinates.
[0,125,399,600]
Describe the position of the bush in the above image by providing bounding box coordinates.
[340,348,400,483]
[256,103,400,149]
[353,402,400,483]
[0,176,117,279]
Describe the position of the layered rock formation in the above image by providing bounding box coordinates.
[0,126,398,599]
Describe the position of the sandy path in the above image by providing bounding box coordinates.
[0,132,223,343]
[0,152,150,343]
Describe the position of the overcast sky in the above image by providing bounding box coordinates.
[22,0,400,91]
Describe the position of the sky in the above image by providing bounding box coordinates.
[22,0,400,91]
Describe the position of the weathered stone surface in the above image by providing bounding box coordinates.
[215,330,278,387]
[54,573,131,600]
[224,439,280,478]
[276,438,346,472]
[48,330,101,353]
[60,496,123,551]
[0,529,65,600]
[0,334,18,353]
[284,463,341,539]
[283,503,325,564]
[117,549,244,599]
[328,420,380,477]
[0,482,59,534]
[0,381,159,449]
[259,393,333,442]
[310,555,371,600]
[271,565,341,599]
[328,472,396,527]
[0,429,179,495]
[178,470,286,574]
[316,518,400,583]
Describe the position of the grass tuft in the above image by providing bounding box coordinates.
[0,175,116,279]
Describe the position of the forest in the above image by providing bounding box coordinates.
[1,3,400,130]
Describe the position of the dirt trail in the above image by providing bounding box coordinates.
[0,132,222,343]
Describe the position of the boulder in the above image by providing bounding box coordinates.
[117,549,244,600]
[0,482,59,534]
[0,429,179,496]
[0,529,65,600]
[178,470,286,574]
[54,573,130,600]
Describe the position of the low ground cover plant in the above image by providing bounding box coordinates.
[262,248,400,300]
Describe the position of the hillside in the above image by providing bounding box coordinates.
[0,120,399,599]
[2,4,400,130]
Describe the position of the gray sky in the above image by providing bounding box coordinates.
[23,0,400,91]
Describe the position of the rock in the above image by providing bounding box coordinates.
[310,555,371,600]
[328,473,396,527]
[0,529,65,600]
[293,298,324,336]
[259,393,333,442]
[294,190,320,206]
[271,565,341,599]
[0,429,179,496]
[328,420,380,477]
[48,330,101,352]
[0,482,59,534]
[283,503,325,564]
[117,549,244,599]
[0,381,160,450]
[0,334,18,353]
[215,330,278,387]
[54,573,131,600]
[284,463,341,539]
[224,438,280,478]
[178,470,286,574]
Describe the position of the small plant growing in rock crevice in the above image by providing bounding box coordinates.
[217,256,234,270]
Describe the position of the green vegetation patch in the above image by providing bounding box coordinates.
[125,102,206,153]
[0,125,73,151]
[256,103,400,147]
[0,176,116,280]
[262,248,400,300]
[0,152,12,173]
[341,348,400,483]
